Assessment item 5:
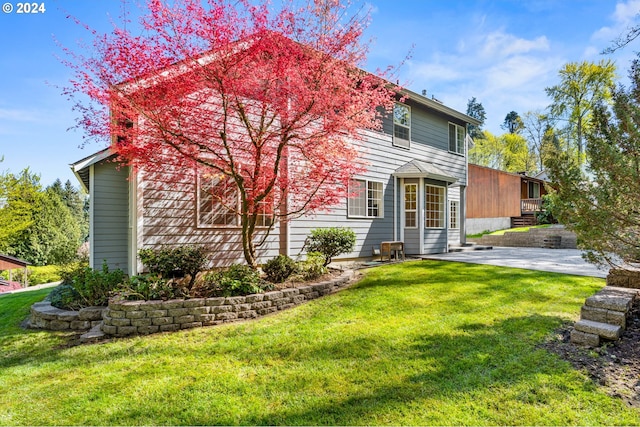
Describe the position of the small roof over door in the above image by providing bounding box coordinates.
[393,159,457,184]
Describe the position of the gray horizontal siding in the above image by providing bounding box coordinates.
[424,229,448,254]
[139,170,279,267]
[93,162,129,272]
[290,127,467,259]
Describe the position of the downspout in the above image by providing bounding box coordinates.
[128,167,138,277]
[279,146,289,256]
[445,185,449,253]
[463,133,473,246]
[460,185,467,245]
[393,176,397,241]
[89,164,95,270]
[419,178,425,254]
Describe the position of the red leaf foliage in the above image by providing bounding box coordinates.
[63,0,399,265]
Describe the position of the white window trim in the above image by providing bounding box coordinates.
[425,184,446,229]
[449,200,460,230]
[404,183,418,229]
[196,172,240,228]
[348,179,384,219]
[393,103,411,149]
[196,171,273,229]
[448,122,466,155]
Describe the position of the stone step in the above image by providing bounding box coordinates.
[581,305,627,328]
[570,329,600,347]
[574,319,622,340]
[584,293,634,313]
[80,322,106,344]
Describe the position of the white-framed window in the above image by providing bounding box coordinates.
[448,123,466,155]
[404,183,417,228]
[393,103,411,148]
[425,184,445,228]
[197,172,238,227]
[348,179,383,218]
[197,171,273,228]
[449,200,459,229]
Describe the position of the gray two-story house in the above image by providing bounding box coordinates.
[72,89,478,275]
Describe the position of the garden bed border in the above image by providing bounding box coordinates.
[30,269,356,339]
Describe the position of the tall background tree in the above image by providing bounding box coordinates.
[0,169,86,265]
[466,97,486,139]
[63,0,398,267]
[545,60,616,162]
[501,111,524,134]
[546,55,640,269]
[521,110,555,172]
[469,130,535,173]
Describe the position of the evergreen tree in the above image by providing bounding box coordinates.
[0,169,84,265]
[546,56,640,269]
[501,111,524,134]
[466,97,486,139]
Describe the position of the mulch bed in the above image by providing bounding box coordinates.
[540,298,640,407]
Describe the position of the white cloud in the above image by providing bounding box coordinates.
[591,0,640,43]
[478,32,550,59]
[403,27,561,133]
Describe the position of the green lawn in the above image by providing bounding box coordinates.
[1,261,639,425]
[467,224,552,238]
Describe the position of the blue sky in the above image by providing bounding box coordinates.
[0,0,638,186]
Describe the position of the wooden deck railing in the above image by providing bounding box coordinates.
[521,198,543,212]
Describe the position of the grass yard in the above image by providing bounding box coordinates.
[1,260,639,425]
[467,224,552,238]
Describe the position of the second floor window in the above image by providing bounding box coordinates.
[393,103,411,148]
[448,123,466,155]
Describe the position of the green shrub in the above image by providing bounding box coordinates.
[58,259,90,284]
[201,264,273,297]
[297,252,327,281]
[138,246,208,289]
[305,227,356,266]
[61,262,126,308]
[263,255,297,283]
[536,194,557,224]
[48,284,80,310]
[114,274,179,301]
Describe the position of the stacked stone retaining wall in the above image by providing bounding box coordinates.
[469,226,577,249]
[607,268,640,289]
[29,303,105,331]
[102,269,355,337]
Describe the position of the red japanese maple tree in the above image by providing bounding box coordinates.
[64,0,398,267]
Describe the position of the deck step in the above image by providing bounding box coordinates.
[574,319,622,340]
